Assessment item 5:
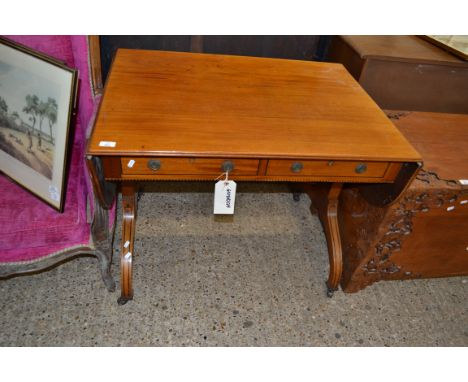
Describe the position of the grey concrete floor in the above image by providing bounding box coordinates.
[0,182,466,346]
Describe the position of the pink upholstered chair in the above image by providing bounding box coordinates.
[0,36,116,291]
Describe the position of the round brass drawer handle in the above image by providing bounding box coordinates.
[355,163,367,174]
[291,162,304,173]
[221,160,235,172]
[147,159,161,171]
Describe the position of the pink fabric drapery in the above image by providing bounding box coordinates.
[0,35,115,262]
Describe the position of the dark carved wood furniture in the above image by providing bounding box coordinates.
[337,111,468,292]
[327,35,468,114]
[86,49,421,304]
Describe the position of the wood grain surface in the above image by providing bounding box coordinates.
[86,50,424,302]
[390,111,468,181]
[341,35,465,65]
[266,159,389,177]
[88,49,421,163]
[121,157,259,175]
[327,36,468,114]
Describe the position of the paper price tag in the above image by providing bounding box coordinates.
[48,185,59,202]
[99,141,116,147]
[214,180,236,214]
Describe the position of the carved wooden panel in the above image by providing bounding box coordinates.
[340,170,468,292]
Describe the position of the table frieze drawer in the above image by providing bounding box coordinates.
[266,160,389,178]
[121,157,260,175]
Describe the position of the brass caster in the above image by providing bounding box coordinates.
[326,283,338,298]
[117,296,132,305]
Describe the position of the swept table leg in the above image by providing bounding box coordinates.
[118,182,137,305]
[305,182,344,297]
[323,183,344,297]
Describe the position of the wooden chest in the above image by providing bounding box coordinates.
[338,111,468,292]
[327,36,468,114]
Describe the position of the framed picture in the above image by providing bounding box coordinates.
[0,37,77,211]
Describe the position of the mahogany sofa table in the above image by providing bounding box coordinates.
[86,49,422,305]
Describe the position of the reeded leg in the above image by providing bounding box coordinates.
[305,183,344,297]
[324,183,343,297]
[118,182,137,305]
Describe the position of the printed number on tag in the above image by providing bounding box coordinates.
[214,180,237,214]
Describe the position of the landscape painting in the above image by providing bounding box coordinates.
[0,65,60,179]
[0,37,77,211]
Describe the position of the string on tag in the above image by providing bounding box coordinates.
[215,171,229,185]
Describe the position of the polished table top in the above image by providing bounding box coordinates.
[86,49,422,304]
[88,49,421,164]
